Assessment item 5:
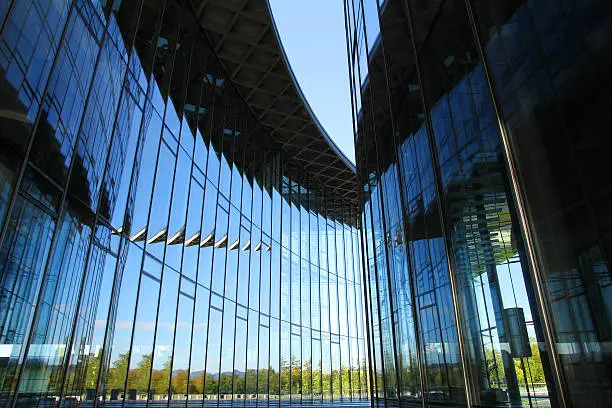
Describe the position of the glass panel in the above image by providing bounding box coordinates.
[205,308,222,399]
[189,285,210,398]
[0,196,55,401]
[170,293,194,402]
[471,0,612,406]
[102,243,142,401]
[245,309,258,400]
[219,299,235,398]
[258,323,270,401]
[233,316,247,400]
[126,274,160,401]
[149,269,179,401]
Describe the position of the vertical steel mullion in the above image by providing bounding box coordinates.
[57,12,142,405]
[208,79,233,402]
[183,39,208,406]
[253,151,264,406]
[399,0,474,405]
[91,3,157,402]
[308,191,314,403]
[121,0,181,405]
[315,194,322,404]
[339,221,351,401]
[349,0,392,404]
[323,193,334,402]
[360,195,380,406]
[276,155,284,404]
[227,115,245,405]
[200,73,224,402]
[162,7,204,404]
[216,91,237,401]
[461,0,568,406]
[192,65,217,408]
[341,0,374,403]
[261,149,272,404]
[368,0,429,404]
[356,0,403,403]
[334,204,343,401]
[7,3,119,404]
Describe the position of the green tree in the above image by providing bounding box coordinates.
[171,369,189,394]
[150,359,171,397]
[514,340,546,385]
[107,352,130,392]
[83,353,102,392]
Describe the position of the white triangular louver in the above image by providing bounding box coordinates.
[185,232,201,247]
[229,238,240,250]
[130,227,147,242]
[167,228,185,245]
[147,227,168,244]
[214,234,228,248]
[199,231,215,247]
[241,240,251,251]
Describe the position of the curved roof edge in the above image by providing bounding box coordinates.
[191,0,358,204]
[264,0,356,172]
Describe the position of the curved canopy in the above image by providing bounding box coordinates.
[190,0,358,204]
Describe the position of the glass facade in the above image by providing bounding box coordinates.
[0,0,368,406]
[346,0,612,407]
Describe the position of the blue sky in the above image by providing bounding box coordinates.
[269,0,355,164]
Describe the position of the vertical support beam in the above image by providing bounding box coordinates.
[461,0,568,406]
[399,0,474,405]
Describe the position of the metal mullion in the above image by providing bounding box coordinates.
[255,156,266,406]
[291,179,302,403]
[328,209,341,401]
[325,194,335,402]
[57,13,148,405]
[201,72,228,402]
[238,148,254,408]
[264,152,275,404]
[156,6,205,403]
[346,220,360,400]
[112,0,177,403]
[256,153,268,405]
[341,0,374,402]
[354,2,405,405]
[338,220,351,400]
[358,198,377,407]
[214,91,238,404]
[364,0,429,401]
[194,82,219,408]
[461,1,568,406]
[306,191,314,403]
[319,205,325,404]
[365,182,390,404]
[89,5,163,406]
[399,0,474,405]
[189,65,217,408]
[227,119,245,404]
[182,43,209,407]
[7,4,121,404]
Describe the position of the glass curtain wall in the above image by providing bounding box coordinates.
[0,0,368,406]
[346,0,612,407]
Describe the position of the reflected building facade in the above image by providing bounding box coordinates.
[346,0,612,407]
[0,0,369,406]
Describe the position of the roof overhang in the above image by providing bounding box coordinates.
[189,0,358,204]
